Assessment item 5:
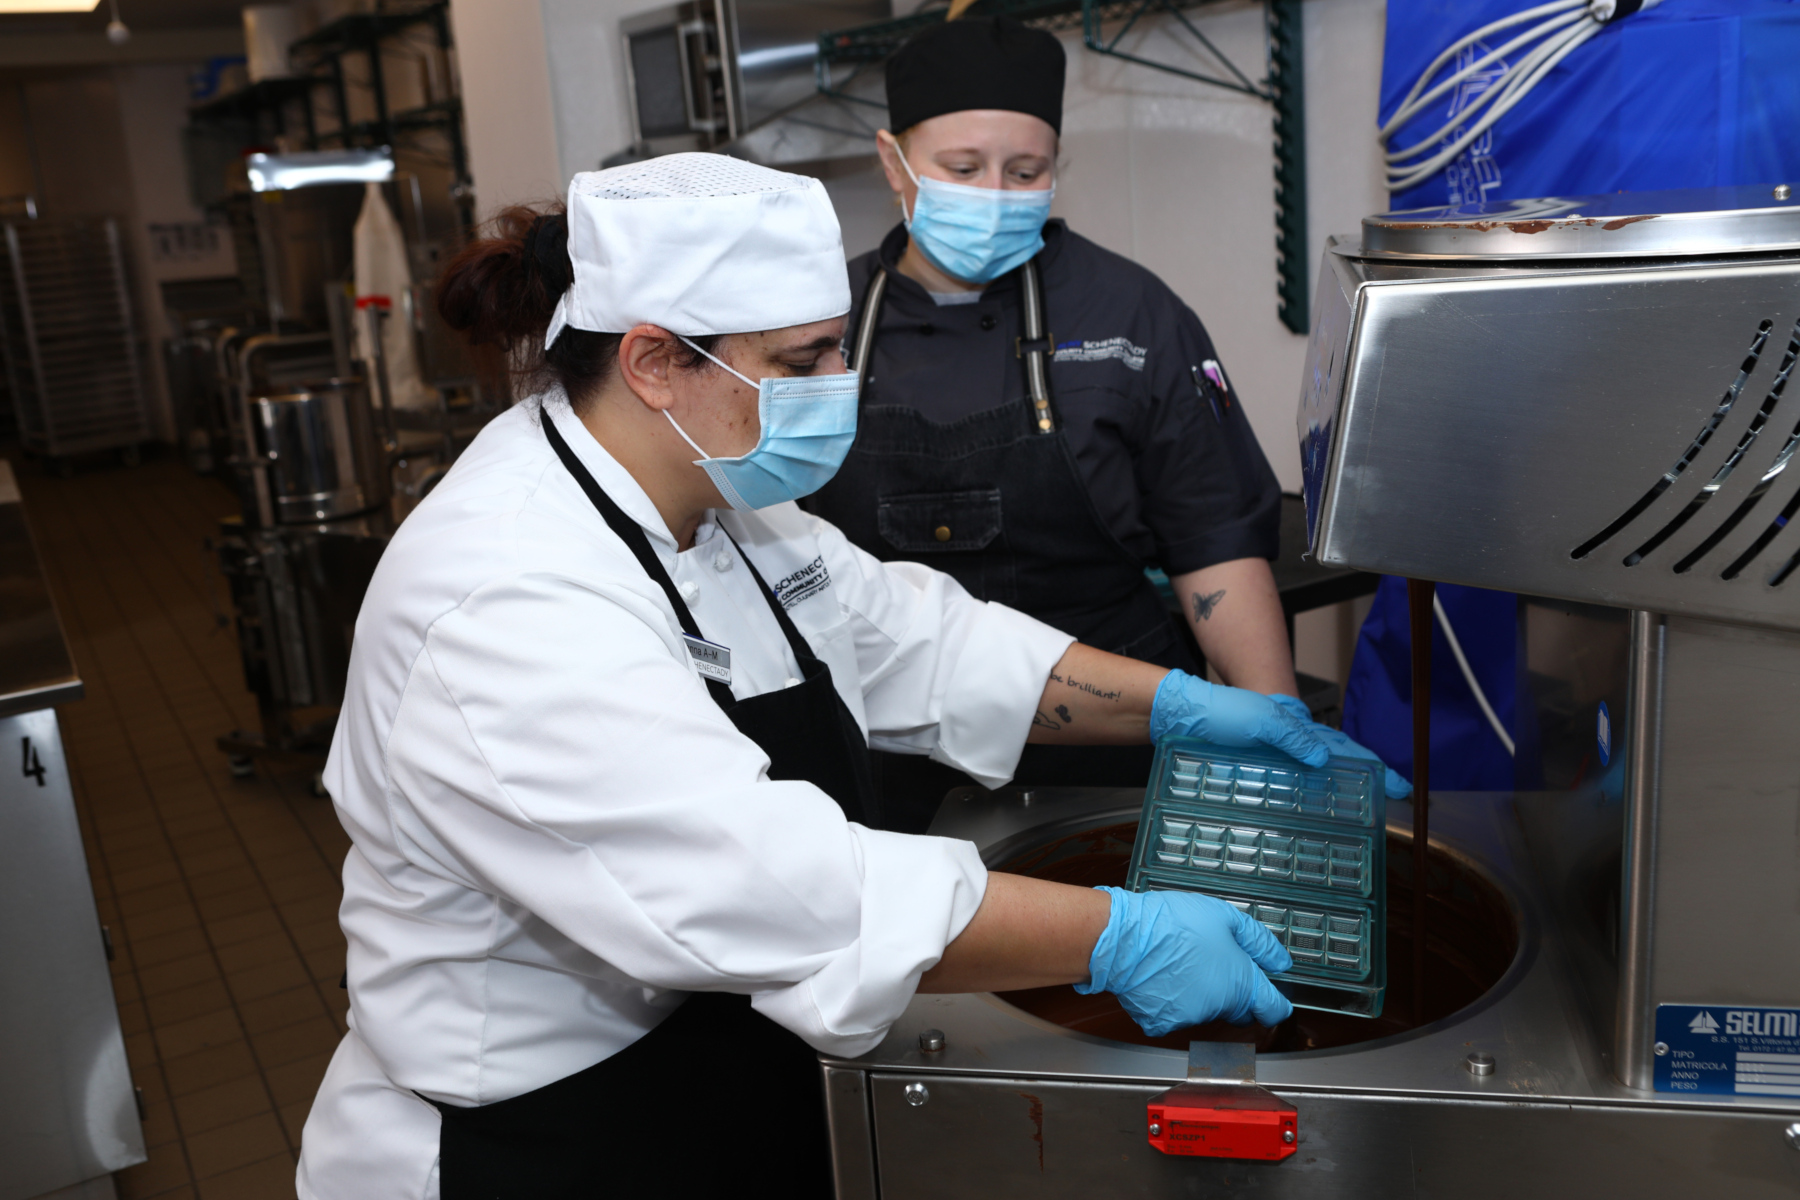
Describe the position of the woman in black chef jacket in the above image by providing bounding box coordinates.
[805,16,1403,828]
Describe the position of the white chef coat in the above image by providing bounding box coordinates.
[297,393,1074,1199]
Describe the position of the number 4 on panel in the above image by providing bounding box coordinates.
[21,737,45,787]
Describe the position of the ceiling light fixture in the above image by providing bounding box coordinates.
[0,1,103,12]
[104,0,127,43]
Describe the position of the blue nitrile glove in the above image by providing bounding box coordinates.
[1149,671,1328,766]
[1271,694,1413,800]
[1075,886,1294,1033]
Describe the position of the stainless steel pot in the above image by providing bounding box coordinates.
[249,377,385,523]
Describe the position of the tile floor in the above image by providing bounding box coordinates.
[15,450,353,1200]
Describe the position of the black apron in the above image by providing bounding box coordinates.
[806,259,1198,831]
[425,416,879,1199]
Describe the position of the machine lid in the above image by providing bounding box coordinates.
[1357,184,1800,261]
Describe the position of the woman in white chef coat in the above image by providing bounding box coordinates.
[296,155,1328,1200]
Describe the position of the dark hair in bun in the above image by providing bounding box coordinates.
[436,203,715,410]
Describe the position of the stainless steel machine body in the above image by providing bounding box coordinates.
[1300,185,1800,1091]
[821,785,1800,1198]
[1298,186,1800,628]
[821,187,1800,1194]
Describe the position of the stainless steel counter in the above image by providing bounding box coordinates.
[0,459,144,1200]
[0,460,82,718]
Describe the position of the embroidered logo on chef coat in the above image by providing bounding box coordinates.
[771,556,831,610]
[1052,337,1147,371]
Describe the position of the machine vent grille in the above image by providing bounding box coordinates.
[1766,540,1800,585]
[1728,480,1800,583]
[1567,317,1800,584]
[1675,323,1800,574]
[1629,320,1800,568]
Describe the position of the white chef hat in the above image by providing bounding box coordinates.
[544,153,851,347]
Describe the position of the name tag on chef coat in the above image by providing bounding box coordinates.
[682,634,732,684]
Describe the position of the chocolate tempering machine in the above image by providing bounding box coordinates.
[818,186,1800,1197]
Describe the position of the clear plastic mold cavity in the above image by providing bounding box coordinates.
[1129,740,1387,1018]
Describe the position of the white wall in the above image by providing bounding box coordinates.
[448,0,566,217]
[1055,0,1386,493]
[450,0,650,219]
[540,0,638,183]
[114,64,239,292]
[112,64,242,440]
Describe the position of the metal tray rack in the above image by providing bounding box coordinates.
[0,218,151,463]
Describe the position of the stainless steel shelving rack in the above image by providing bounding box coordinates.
[184,2,472,230]
[0,218,152,467]
[287,2,473,230]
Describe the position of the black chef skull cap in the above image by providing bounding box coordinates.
[885,15,1066,137]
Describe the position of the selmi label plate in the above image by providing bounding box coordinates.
[1653,1003,1800,1097]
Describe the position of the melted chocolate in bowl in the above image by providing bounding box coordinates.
[993,821,1518,1053]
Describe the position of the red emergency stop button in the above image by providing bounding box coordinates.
[1146,1082,1298,1160]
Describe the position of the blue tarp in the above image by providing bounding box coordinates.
[1344,0,1800,789]
[1382,0,1800,212]
[1342,580,1542,791]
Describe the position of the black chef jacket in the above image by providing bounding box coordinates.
[839,219,1281,577]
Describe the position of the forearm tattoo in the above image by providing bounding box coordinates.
[1048,670,1122,702]
[1191,588,1227,622]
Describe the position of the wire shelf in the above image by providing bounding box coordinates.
[0,219,151,458]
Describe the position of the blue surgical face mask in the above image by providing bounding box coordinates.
[898,150,1054,285]
[666,338,859,511]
